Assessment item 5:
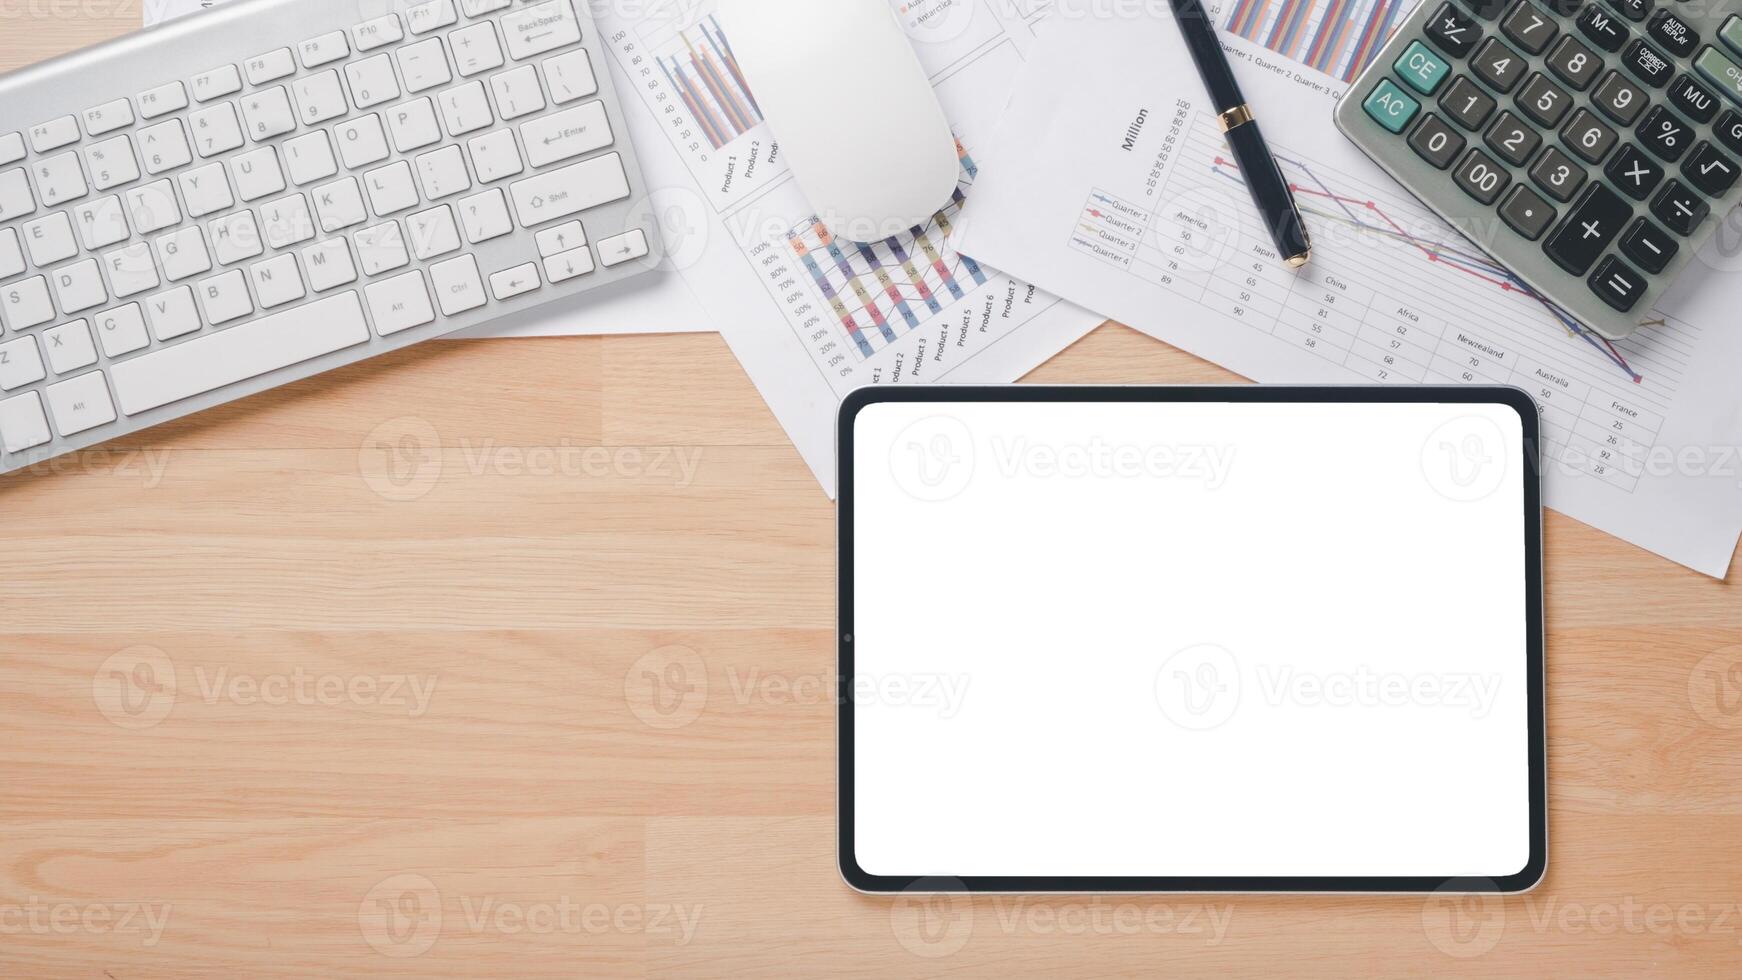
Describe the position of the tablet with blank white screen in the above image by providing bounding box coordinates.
[839,387,1545,893]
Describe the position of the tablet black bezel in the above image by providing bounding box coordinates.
[836,385,1547,894]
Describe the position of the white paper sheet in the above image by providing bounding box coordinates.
[951,6,1742,577]
[591,0,1104,493]
[142,0,713,338]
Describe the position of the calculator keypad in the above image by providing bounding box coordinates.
[1342,0,1742,339]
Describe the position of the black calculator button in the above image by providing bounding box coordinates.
[1682,141,1740,197]
[1426,2,1485,58]
[1563,109,1620,164]
[1605,0,1651,23]
[1472,38,1528,93]
[1530,145,1589,201]
[1518,73,1574,127]
[1716,110,1742,157]
[1605,144,1666,198]
[1544,182,1632,273]
[1409,114,1468,169]
[1646,9,1698,58]
[1588,255,1649,312]
[1454,147,1514,204]
[1547,36,1604,90]
[1636,105,1693,162]
[1501,1,1559,53]
[1650,178,1709,234]
[1458,0,1512,21]
[1665,74,1720,124]
[1499,185,1558,239]
[1620,216,1679,272]
[1593,71,1648,125]
[1486,111,1543,164]
[1576,5,1631,52]
[1622,38,1673,88]
[1441,76,1500,130]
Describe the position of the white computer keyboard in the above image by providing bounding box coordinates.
[0,0,660,475]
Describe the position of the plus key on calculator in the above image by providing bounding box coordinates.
[1334,0,1742,339]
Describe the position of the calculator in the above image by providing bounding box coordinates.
[1333,0,1742,340]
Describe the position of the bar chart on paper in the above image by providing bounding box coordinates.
[1221,0,1413,82]
[643,13,763,151]
[1068,109,1691,494]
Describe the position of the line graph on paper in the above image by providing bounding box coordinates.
[1069,110,1696,493]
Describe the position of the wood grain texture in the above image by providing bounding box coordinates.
[2,13,1742,978]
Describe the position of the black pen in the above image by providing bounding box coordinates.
[1165,0,1313,268]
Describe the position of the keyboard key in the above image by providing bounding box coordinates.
[458,188,513,242]
[387,98,443,152]
[1682,141,1740,196]
[190,103,246,157]
[93,304,149,358]
[542,49,598,105]
[191,65,242,102]
[1562,108,1619,163]
[1650,178,1708,234]
[462,0,511,15]
[1543,182,1630,273]
[313,176,368,232]
[1620,216,1678,272]
[25,212,78,266]
[336,115,391,169]
[1724,14,1742,54]
[0,133,22,166]
[1694,47,1742,107]
[0,169,35,223]
[208,211,264,266]
[248,253,306,308]
[408,205,462,259]
[2,276,54,330]
[491,65,547,120]
[85,135,140,192]
[438,80,495,137]
[126,179,182,234]
[34,152,88,208]
[199,269,254,324]
[138,82,187,120]
[346,54,402,110]
[407,0,457,34]
[241,87,297,142]
[111,292,371,415]
[1501,1,1556,53]
[534,220,585,255]
[415,145,471,199]
[1518,73,1572,127]
[43,320,98,374]
[260,194,315,248]
[245,48,296,85]
[154,226,211,282]
[1667,74,1721,124]
[53,259,108,314]
[0,392,51,452]
[1605,144,1664,198]
[1485,111,1542,165]
[352,15,404,52]
[397,38,452,93]
[1409,113,1467,169]
[73,204,130,262]
[82,99,134,137]
[138,120,193,174]
[1576,5,1629,53]
[1622,39,1673,88]
[599,228,650,268]
[0,228,23,278]
[1607,0,1650,22]
[1394,41,1451,95]
[1547,36,1603,90]
[1636,106,1692,163]
[1530,145,1588,201]
[1587,255,1647,311]
[450,21,505,77]
[521,100,613,167]
[102,243,160,298]
[302,238,357,292]
[429,254,486,315]
[284,132,339,186]
[466,128,524,183]
[30,116,80,153]
[543,246,593,283]
[0,336,46,390]
[232,147,286,202]
[1471,38,1527,93]
[1440,76,1497,130]
[364,160,420,214]
[508,152,632,225]
[364,270,435,336]
[489,262,539,300]
[354,222,407,276]
[501,0,583,61]
[45,371,116,436]
[144,285,200,340]
[1593,71,1648,125]
[298,31,350,68]
[293,71,350,126]
[1647,10,1698,58]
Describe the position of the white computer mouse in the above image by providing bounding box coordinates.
[719,0,960,244]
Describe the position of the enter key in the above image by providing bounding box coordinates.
[520,101,614,168]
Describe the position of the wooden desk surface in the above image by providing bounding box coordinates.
[4,11,1742,978]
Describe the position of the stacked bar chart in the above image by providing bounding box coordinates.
[1222,0,1407,82]
[786,145,988,358]
[653,14,762,150]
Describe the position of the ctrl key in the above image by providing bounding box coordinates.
[0,391,52,453]
[1363,79,1421,133]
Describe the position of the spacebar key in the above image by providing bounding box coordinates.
[110,292,371,415]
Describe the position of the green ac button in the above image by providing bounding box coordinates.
[1363,78,1421,133]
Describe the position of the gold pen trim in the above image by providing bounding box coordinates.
[1217,104,1255,131]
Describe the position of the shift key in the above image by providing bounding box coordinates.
[509,152,630,226]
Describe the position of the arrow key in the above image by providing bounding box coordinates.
[535,219,586,257]
[598,228,649,269]
[543,245,594,283]
[489,262,541,300]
